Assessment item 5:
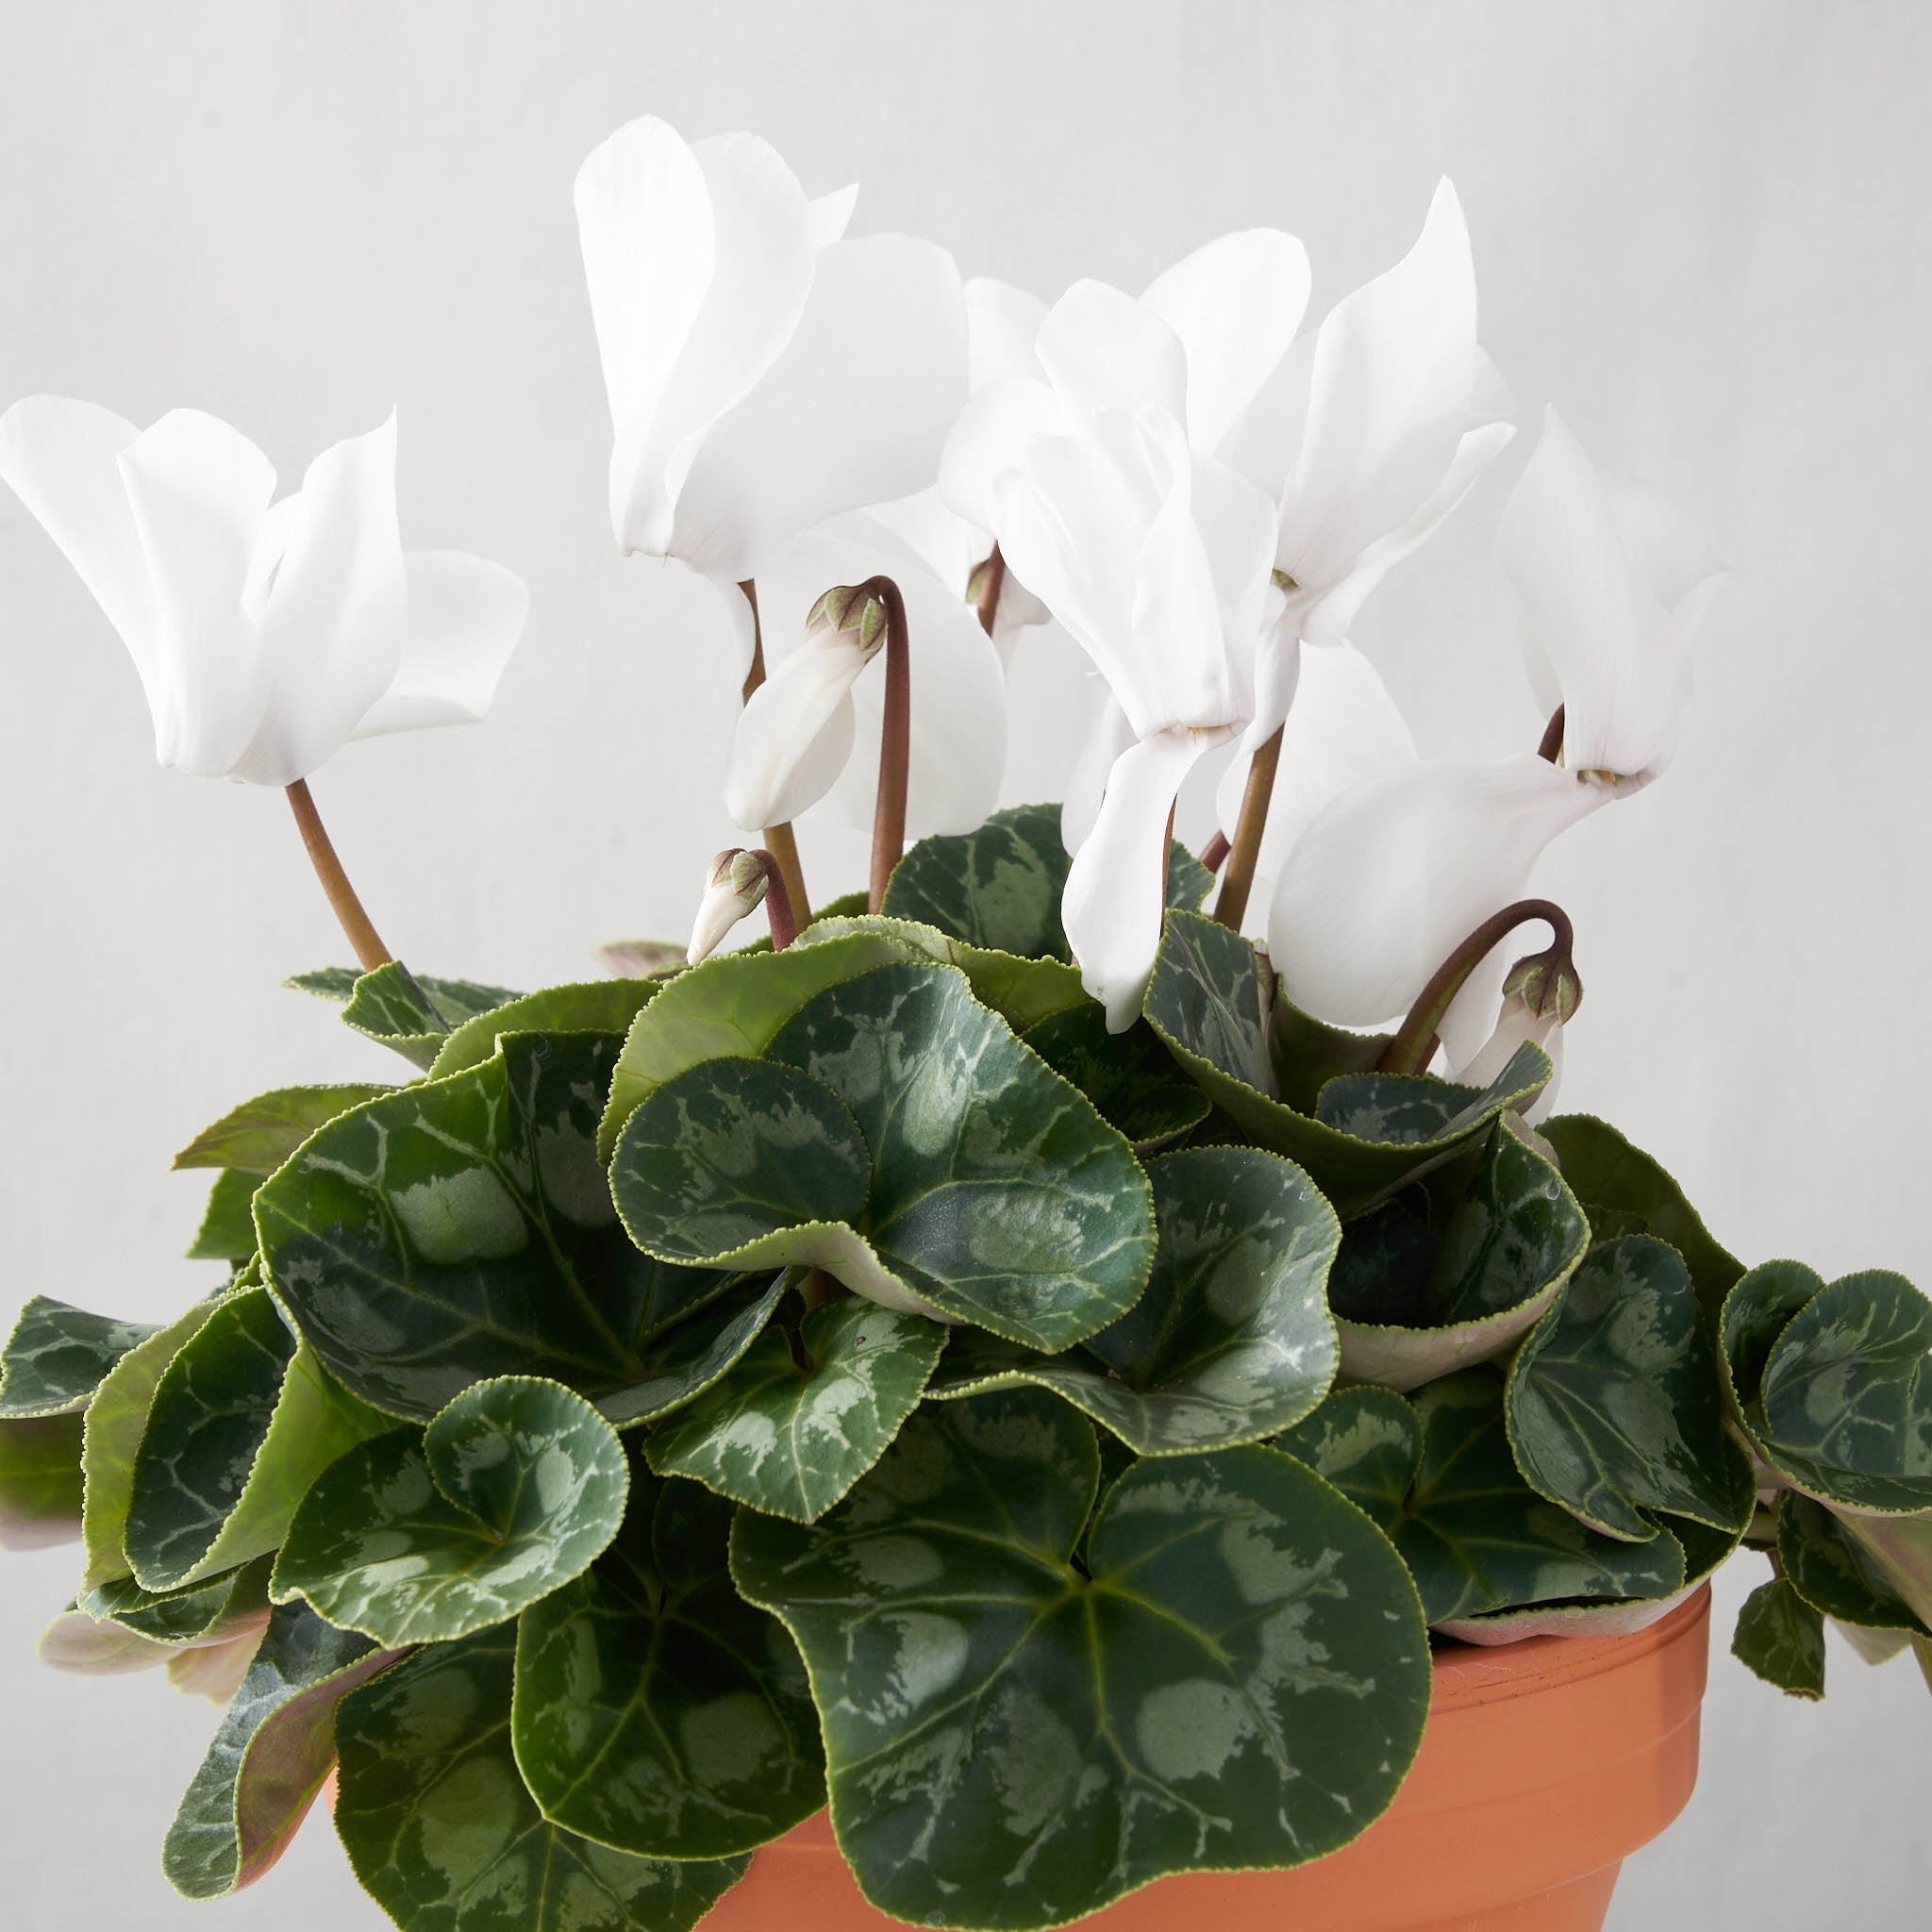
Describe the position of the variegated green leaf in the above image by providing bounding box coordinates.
[1329,1121,1588,1391]
[925,1145,1338,1454]
[1386,1370,1687,1623]
[1778,1493,1930,1634]
[1720,1261,1932,1512]
[172,1084,393,1174]
[1019,1005,1209,1152]
[38,1602,175,1676]
[188,1167,261,1262]
[259,1032,769,1423]
[1539,1113,1743,1330]
[0,1296,160,1417]
[272,1376,628,1646]
[81,1552,274,1648]
[1506,1237,1740,1541]
[645,1301,944,1522]
[0,1412,84,1549]
[612,963,1156,1353]
[880,801,1210,960]
[290,963,522,1071]
[512,1476,824,1857]
[428,982,663,1079]
[335,1627,746,1932]
[125,1285,391,1591]
[81,1300,219,1587]
[1832,1512,1932,1633]
[1142,912,1549,1213]
[1270,1384,1417,1537]
[732,1389,1430,1931]
[163,1601,404,1899]
[1733,1574,1826,1698]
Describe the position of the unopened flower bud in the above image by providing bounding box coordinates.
[806,582,890,656]
[687,847,771,966]
[1503,946,1583,1024]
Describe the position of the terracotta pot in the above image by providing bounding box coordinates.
[713,1584,1712,1932]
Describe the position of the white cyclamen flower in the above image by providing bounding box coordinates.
[575,114,968,673]
[1453,983,1568,1124]
[0,399,527,786]
[942,256,1297,1028]
[1266,408,1724,1053]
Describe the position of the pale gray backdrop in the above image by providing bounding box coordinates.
[1,2,1926,1926]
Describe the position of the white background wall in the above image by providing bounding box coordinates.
[1,3,1927,1925]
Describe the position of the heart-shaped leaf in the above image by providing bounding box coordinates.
[258,1032,774,1423]
[172,1085,394,1174]
[880,802,1210,960]
[163,1601,405,1899]
[272,1376,628,1646]
[290,962,521,1070]
[335,1627,747,1932]
[1269,1383,1417,1536]
[125,1285,391,1591]
[80,1301,219,1587]
[1142,913,1549,1213]
[1539,1114,1743,1330]
[0,1412,85,1549]
[925,1145,1339,1454]
[732,1388,1431,1932]
[1777,1493,1929,1635]
[512,1476,824,1857]
[427,981,663,1079]
[1720,1261,1932,1512]
[1733,1574,1826,1698]
[1019,1005,1209,1152]
[644,1300,945,1522]
[1328,1121,1588,1391]
[612,962,1155,1353]
[188,1168,262,1262]
[1506,1236,1740,1541]
[0,1296,161,1418]
[81,1552,275,1648]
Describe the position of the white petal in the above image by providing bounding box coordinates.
[1064,725,1230,1030]
[937,375,1064,536]
[1297,418,1515,645]
[1062,693,1137,855]
[1142,229,1311,455]
[354,550,530,738]
[1240,619,1303,747]
[1278,177,1482,594]
[965,276,1048,388]
[1266,755,1607,1026]
[1603,472,1726,621]
[670,233,967,581]
[841,493,977,599]
[1184,448,1277,682]
[725,625,870,828]
[1453,992,1563,1124]
[807,182,858,247]
[117,408,277,776]
[1498,409,1707,778]
[237,413,406,786]
[1221,329,1315,500]
[0,396,162,716]
[1034,280,1189,427]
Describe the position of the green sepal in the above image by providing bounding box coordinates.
[1328,1120,1589,1391]
[1019,1005,1210,1153]
[0,1412,85,1549]
[732,1389,1431,1932]
[610,963,1156,1354]
[258,1032,769,1423]
[335,1627,748,1932]
[124,1284,391,1591]
[172,1084,393,1174]
[188,1168,262,1262]
[881,801,1210,961]
[1142,912,1549,1213]
[271,1376,629,1647]
[1505,1236,1741,1541]
[512,1474,824,1858]
[925,1144,1340,1455]
[1732,1574,1826,1699]
[427,980,663,1079]
[645,1298,945,1522]
[289,962,521,1071]
[0,1296,161,1418]
[162,1600,405,1899]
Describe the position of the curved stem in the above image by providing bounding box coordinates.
[1213,725,1284,930]
[758,853,799,952]
[865,575,911,914]
[974,545,1006,639]
[1537,704,1567,764]
[1199,829,1231,874]
[285,780,392,973]
[737,579,811,924]
[1376,897,1576,1076]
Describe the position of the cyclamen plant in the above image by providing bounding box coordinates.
[2,110,1927,1932]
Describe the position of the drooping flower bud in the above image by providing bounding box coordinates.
[687,848,772,966]
[807,581,892,654]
